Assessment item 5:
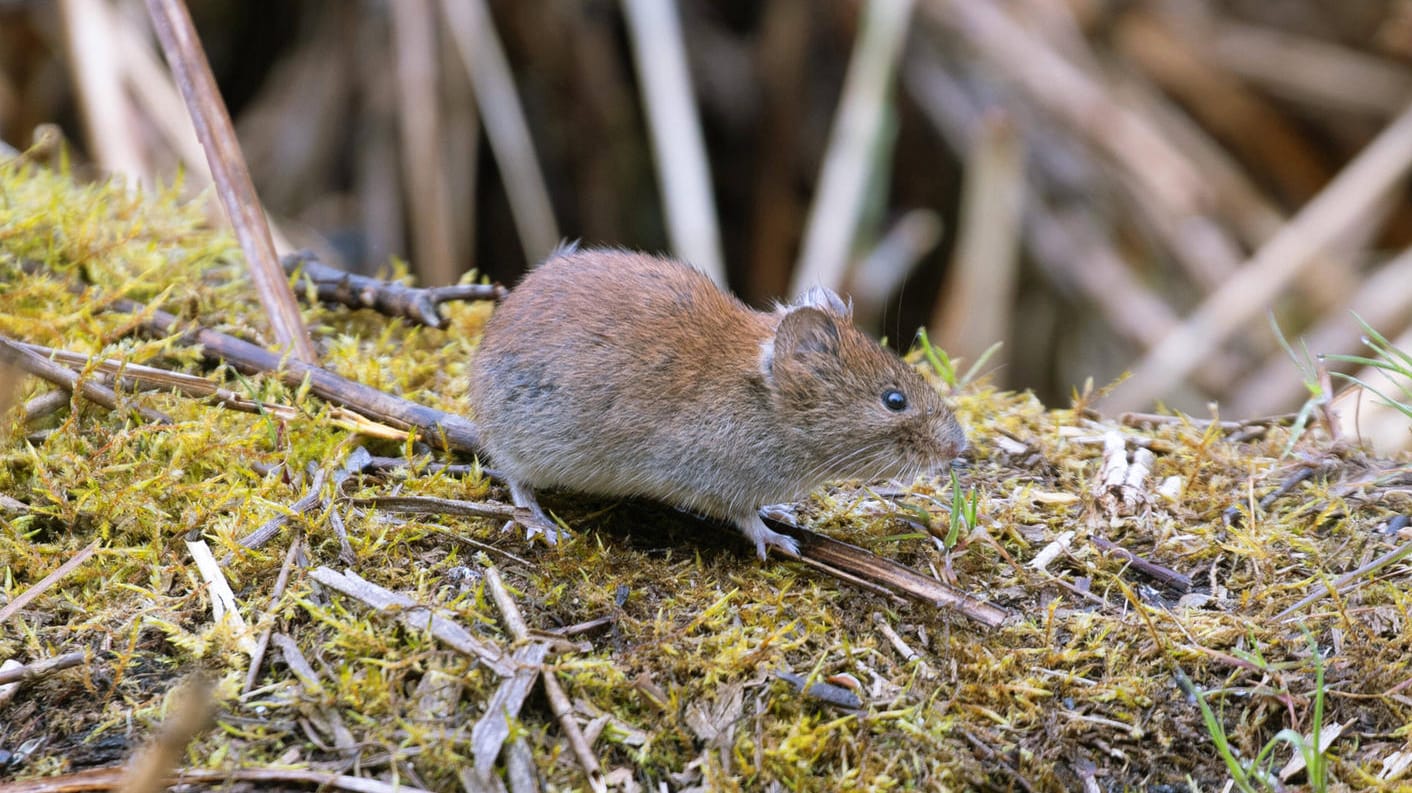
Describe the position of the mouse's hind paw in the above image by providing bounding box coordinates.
[508,480,569,545]
[738,514,800,560]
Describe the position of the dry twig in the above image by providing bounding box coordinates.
[0,650,87,687]
[286,250,505,329]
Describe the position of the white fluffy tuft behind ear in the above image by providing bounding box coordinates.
[794,285,852,318]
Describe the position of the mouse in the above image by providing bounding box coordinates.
[467,246,968,559]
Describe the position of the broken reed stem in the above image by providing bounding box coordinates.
[619,0,726,285]
[791,0,915,298]
[309,566,515,676]
[846,209,944,327]
[59,0,147,182]
[1230,243,1412,415]
[144,0,315,362]
[924,1,1206,224]
[765,518,1010,627]
[936,112,1024,364]
[901,45,1245,395]
[389,0,458,285]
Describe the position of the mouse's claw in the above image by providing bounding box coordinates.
[508,480,570,545]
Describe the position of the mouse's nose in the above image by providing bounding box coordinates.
[940,422,968,460]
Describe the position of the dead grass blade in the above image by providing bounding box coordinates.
[0,541,99,625]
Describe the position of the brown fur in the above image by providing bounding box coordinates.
[469,248,967,558]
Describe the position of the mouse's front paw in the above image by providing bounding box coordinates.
[759,532,800,560]
[739,515,800,560]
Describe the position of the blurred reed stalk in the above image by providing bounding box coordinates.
[792,0,914,298]
[442,0,559,265]
[621,0,725,284]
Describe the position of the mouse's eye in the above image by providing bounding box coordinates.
[882,388,908,412]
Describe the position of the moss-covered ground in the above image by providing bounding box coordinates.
[1,161,1410,791]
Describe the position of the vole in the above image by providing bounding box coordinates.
[468,246,967,559]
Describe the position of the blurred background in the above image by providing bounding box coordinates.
[3,0,1412,419]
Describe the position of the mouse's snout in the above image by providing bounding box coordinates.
[933,412,968,461]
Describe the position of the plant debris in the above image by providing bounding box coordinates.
[2,162,1411,791]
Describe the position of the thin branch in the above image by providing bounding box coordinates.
[349,495,516,521]
[285,251,505,329]
[0,650,87,687]
[110,296,482,453]
[17,342,405,439]
[1272,538,1412,622]
[144,0,316,362]
[0,335,171,425]
[0,766,437,793]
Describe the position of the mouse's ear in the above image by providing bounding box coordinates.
[794,286,853,319]
[774,306,841,362]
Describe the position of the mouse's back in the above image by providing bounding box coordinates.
[468,249,776,503]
